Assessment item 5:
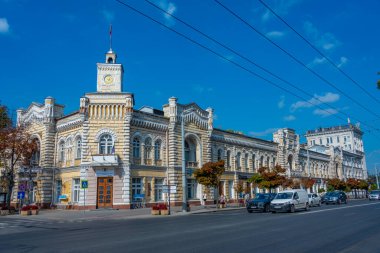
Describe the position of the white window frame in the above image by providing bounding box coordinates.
[72,178,80,203]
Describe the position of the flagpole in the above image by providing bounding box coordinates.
[109,24,112,51]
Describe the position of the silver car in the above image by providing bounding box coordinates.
[308,193,321,207]
[369,190,380,200]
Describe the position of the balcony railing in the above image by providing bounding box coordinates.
[91,155,119,166]
[144,159,152,165]
[133,158,141,165]
[186,161,199,168]
[155,160,162,166]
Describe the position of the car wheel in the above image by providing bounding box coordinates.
[290,204,295,213]
[317,201,321,207]
[344,199,347,204]
[271,211,276,214]
[264,204,270,213]
[305,203,310,211]
[337,199,341,205]
[247,210,253,213]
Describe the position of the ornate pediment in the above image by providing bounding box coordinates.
[18,103,45,125]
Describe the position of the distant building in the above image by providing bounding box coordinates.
[14,46,367,209]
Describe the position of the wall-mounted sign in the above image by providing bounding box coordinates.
[95,168,114,177]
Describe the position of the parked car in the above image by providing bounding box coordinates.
[270,189,309,213]
[308,193,321,207]
[369,190,380,200]
[320,192,332,204]
[246,193,276,213]
[324,191,347,205]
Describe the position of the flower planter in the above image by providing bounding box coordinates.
[31,209,39,215]
[151,209,160,215]
[160,209,169,215]
[0,210,8,216]
[21,210,31,216]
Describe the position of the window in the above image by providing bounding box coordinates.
[59,141,65,162]
[244,153,249,170]
[252,154,256,170]
[337,136,340,143]
[154,140,161,161]
[260,156,264,167]
[72,178,80,203]
[75,138,82,159]
[133,137,141,158]
[326,138,330,144]
[217,149,223,161]
[227,150,231,168]
[330,137,333,143]
[99,134,113,154]
[236,152,241,169]
[187,179,197,199]
[132,178,142,200]
[154,178,164,201]
[319,139,322,145]
[56,180,62,203]
[144,138,152,160]
[266,157,270,167]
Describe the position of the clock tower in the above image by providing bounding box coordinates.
[96,49,124,93]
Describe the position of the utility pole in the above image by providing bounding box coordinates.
[375,164,380,190]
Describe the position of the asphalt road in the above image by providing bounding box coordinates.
[1,199,380,253]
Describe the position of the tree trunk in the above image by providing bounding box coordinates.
[6,176,13,208]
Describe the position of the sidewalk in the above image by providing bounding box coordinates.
[0,204,246,222]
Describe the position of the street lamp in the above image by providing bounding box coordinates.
[181,108,194,212]
[375,163,380,190]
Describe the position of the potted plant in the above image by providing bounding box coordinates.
[159,204,169,215]
[30,205,39,215]
[20,205,31,216]
[151,205,160,215]
[0,206,8,216]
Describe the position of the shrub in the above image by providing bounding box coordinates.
[151,205,160,211]
[30,205,38,210]
[318,188,325,193]
[21,205,31,211]
[158,204,167,210]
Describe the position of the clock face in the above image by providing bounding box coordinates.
[104,75,114,84]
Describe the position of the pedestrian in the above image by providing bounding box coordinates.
[202,193,207,206]
[244,193,250,207]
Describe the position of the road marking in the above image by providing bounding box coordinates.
[295,202,380,216]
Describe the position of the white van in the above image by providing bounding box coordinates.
[270,189,309,213]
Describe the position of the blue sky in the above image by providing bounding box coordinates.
[1,0,379,173]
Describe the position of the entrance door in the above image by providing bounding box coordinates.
[97,177,113,208]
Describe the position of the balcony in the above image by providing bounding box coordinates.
[91,155,119,166]
[133,158,141,165]
[144,159,152,165]
[155,160,162,166]
[186,161,199,168]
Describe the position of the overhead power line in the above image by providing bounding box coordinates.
[143,0,379,132]
[257,0,380,106]
[214,0,380,120]
[115,0,380,140]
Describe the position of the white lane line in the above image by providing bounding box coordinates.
[295,202,380,216]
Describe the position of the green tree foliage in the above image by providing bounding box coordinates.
[194,160,225,190]
[254,165,287,192]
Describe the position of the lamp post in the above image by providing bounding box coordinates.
[181,108,194,212]
[375,163,380,190]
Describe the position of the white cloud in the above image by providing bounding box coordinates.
[337,56,348,68]
[0,18,10,34]
[249,128,278,137]
[303,21,341,51]
[313,108,339,117]
[283,115,296,121]
[278,96,285,109]
[159,0,177,27]
[101,10,114,22]
[308,57,327,68]
[260,0,301,22]
[261,9,271,22]
[290,92,340,112]
[266,30,285,39]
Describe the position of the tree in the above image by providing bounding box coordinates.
[247,173,263,193]
[301,178,316,192]
[0,125,38,208]
[346,178,360,198]
[327,178,346,191]
[234,180,244,200]
[194,160,225,203]
[256,165,287,193]
[0,105,11,129]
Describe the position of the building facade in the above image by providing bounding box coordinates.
[14,48,368,209]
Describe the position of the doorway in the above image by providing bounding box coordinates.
[97,177,113,208]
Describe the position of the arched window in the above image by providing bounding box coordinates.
[133,137,140,158]
[266,156,270,167]
[154,140,161,161]
[99,134,113,154]
[75,137,82,159]
[260,156,264,167]
[59,141,65,162]
[31,139,40,165]
[288,155,293,170]
[217,149,223,161]
[236,152,241,169]
[244,153,249,170]
[184,136,197,167]
[144,138,152,165]
[252,154,256,170]
[227,150,231,168]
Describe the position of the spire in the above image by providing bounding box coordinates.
[105,24,116,64]
[109,24,113,52]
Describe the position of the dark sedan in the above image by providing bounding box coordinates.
[247,193,276,213]
[325,191,347,205]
